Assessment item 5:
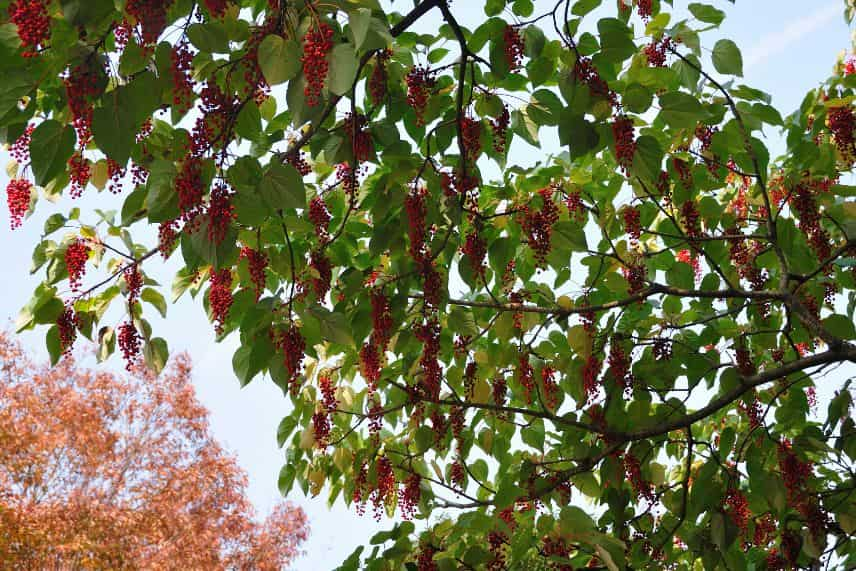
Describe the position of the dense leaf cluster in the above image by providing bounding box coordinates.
[3,0,856,568]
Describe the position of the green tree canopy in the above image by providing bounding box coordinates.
[3,0,856,568]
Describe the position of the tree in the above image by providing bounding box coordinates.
[2,0,855,567]
[0,333,309,569]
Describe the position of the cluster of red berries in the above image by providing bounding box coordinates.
[541,366,559,410]
[845,54,856,76]
[176,157,205,224]
[312,410,330,449]
[582,354,602,403]
[125,0,174,44]
[405,66,435,126]
[461,228,486,277]
[624,453,654,501]
[117,320,141,371]
[460,116,482,162]
[652,337,672,361]
[286,150,312,176]
[828,105,856,161]
[319,374,338,412]
[574,56,618,107]
[414,319,442,400]
[67,153,91,198]
[517,353,534,404]
[399,474,421,520]
[724,488,751,532]
[735,346,756,376]
[608,339,633,394]
[308,249,332,300]
[727,230,767,290]
[680,200,702,239]
[203,0,229,18]
[343,113,373,162]
[124,264,143,304]
[489,106,510,154]
[636,0,653,19]
[790,180,832,261]
[643,36,673,67]
[612,115,636,175]
[370,455,396,521]
[565,190,585,221]
[777,439,828,538]
[9,125,33,164]
[208,269,233,334]
[335,162,363,199]
[276,324,305,395]
[6,178,31,229]
[206,183,234,244]
[170,44,196,116]
[57,305,79,355]
[622,260,647,295]
[503,25,525,71]
[369,50,391,106]
[541,536,572,571]
[415,542,438,571]
[106,158,125,195]
[405,186,429,262]
[492,377,507,409]
[518,188,559,267]
[65,239,90,292]
[64,63,101,147]
[738,393,763,429]
[676,249,701,282]
[239,246,268,301]
[623,206,641,245]
[302,23,334,106]
[158,219,179,258]
[308,195,331,244]
[192,81,237,157]
[360,343,381,388]
[370,289,394,348]
[9,0,50,57]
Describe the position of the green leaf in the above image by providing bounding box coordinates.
[597,18,635,63]
[232,338,274,387]
[712,39,743,77]
[307,306,354,347]
[143,337,169,374]
[258,162,305,211]
[658,92,707,128]
[187,22,229,53]
[572,0,602,17]
[823,315,856,340]
[141,288,167,318]
[146,160,180,223]
[257,35,301,85]
[511,108,540,147]
[328,43,358,96]
[276,414,298,447]
[560,112,598,159]
[632,135,663,182]
[30,120,75,186]
[349,8,372,50]
[688,3,725,25]
[46,325,62,366]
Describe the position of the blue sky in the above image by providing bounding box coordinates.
[0,1,852,568]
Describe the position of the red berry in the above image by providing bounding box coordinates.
[301,23,334,106]
[64,239,90,292]
[9,0,50,57]
[208,268,233,334]
[6,178,31,229]
[117,320,141,370]
[503,25,525,71]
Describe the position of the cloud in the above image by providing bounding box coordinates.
[744,2,840,69]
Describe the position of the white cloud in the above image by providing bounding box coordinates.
[744,1,840,69]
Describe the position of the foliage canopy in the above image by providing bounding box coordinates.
[3,0,856,568]
[0,333,309,568]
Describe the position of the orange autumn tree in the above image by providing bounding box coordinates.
[0,332,308,569]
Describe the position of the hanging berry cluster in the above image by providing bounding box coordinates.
[308,195,332,244]
[239,246,268,301]
[612,115,636,175]
[503,25,525,71]
[624,452,654,501]
[489,106,510,154]
[206,183,234,245]
[369,50,391,106]
[6,179,31,230]
[574,56,618,107]
[789,179,832,261]
[777,439,828,538]
[275,324,306,395]
[302,22,334,106]
[170,43,196,116]
[117,320,141,370]
[124,264,143,304]
[623,206,641,246]
[827,105,855,162]
[68,153,91,198]
[64,62,103,148]
[399,474,421,520]
[343,113,374,162]
[459,116,482,162]
[582,354,602,403]
[125,0,174,44]
[9,125,33,164]
[643,36,673,67]
[405,66,435,126]
[518,188,559,267]
[9,0,51,57]
[64,239,90,292]
[461,227,486,277]
[208,269,233,334]
[56,305,79,355]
